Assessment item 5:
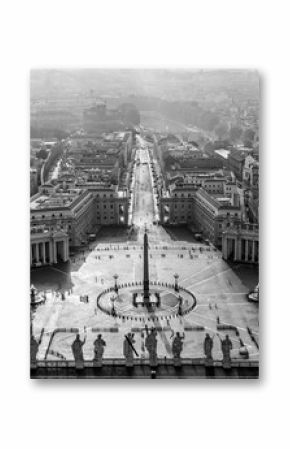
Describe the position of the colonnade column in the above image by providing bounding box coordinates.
[49,242,53,264]
[42,242,46,264]
[64,239,69,261]
[35,243,39,263]
[53,241,58,264]
[234,238,239,261]
[252,241,256,262]
[245,240,249,262]
[236,238,241,261]
[62,240,66,261]
[222,237,228,259]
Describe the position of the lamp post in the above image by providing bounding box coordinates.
[113,274,119,294]
[111,295,117,317]
[178,295,183,316]
[174,273,179,292]
[30,285,36,305]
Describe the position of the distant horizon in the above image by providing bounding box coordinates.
[31,68,259,103]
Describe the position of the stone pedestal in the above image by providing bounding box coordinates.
[204,356,213,367]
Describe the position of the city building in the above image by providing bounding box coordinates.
[83,101,124,133]
[192,188,241,247]
[31,224,69,267]
[222,221,259,263]
[74,182,129,226]
[160,183,197,225]
[30,187,95,248]
[30,168,39,196]
[227,148,251,180]
[243,154,259,187]
[69,132,133,186]
[30,180,129,266]
[160,181,242,247]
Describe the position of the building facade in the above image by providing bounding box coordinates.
[160,183,242,248]
[31,225,69,267]
[222,221,259,263]
[30,187,96,248]
[30,183,129,266]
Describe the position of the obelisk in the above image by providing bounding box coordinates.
[143,230,150,306]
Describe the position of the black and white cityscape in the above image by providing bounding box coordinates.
[30,69,259,379]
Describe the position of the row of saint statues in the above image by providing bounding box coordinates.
[31,327,235,369]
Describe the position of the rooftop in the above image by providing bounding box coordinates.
[30,189,83,210]
[215,149,230,159]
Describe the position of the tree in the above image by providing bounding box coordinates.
[36,149,48,160]
[199,111,219,131]
[229,126,243,142]
[214,123,229,139]
[119,103,140,126]
[243,128,255,143]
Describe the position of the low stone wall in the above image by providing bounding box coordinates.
[31,359,259,379]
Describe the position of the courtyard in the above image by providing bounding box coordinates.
[31,225,259,363]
